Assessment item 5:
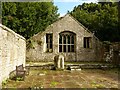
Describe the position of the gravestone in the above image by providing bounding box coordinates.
[54,55,59,68]
[54,54,64,70]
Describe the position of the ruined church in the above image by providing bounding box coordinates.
[27,14,103,62]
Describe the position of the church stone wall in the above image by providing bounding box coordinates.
[0,24,26,88]
[26,14,103,62]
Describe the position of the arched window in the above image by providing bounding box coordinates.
[59,31,76,52]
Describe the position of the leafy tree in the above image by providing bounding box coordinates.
[70,2,119,42]
[2,2,59,39]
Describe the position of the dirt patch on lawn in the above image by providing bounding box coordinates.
[2,68,119,89]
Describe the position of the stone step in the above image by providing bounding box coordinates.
[69,66,80,69]
[66,64,117,69]
[67,65,81,71]
[71,68,81,71]
[26,63,118,70]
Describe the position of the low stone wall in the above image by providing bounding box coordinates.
[26,63,117,70]
[0,24,26,88]
[103,42,120,65]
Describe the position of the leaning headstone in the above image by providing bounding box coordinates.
[54,55,59,69]
[58,55,64,69]
[54,54,65,70]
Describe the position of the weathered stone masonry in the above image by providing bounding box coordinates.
[0,24,26,87]
[27,14,103,62]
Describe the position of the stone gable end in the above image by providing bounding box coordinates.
[27,14,102,62]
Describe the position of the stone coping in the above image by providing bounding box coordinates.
[26,62,115,66]
[26,62,118,70]
[0,24,26,40]
[26,62,54,66]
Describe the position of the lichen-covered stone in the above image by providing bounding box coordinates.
[0,24,26,87]
[26,14,103,62]
[54,54,64,69]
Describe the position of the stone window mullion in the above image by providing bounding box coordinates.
[87,38,89,48]
[73,35,75,52]
[48,35,50,49]
[84,37,92,48]
[62,35,64,52]
[70,35,72,52]
[46,34,53,52]
[65,35,67,52]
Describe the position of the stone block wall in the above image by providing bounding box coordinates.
[0,24,26,88]
[26,14,103,62]
[103,42,120,64]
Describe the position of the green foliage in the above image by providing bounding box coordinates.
[37,40,42,45]
[2,2,59,39]
[16,77,23,81]
[91,80,105,88]
[2,80,8,86]
[27,39,36,49]
[70,2,119,42]
[50,81,58,87]
[2,78,10,86]
[27,38,42,49]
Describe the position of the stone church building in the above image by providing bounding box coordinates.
[27,14,103,62]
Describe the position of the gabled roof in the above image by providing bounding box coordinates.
[33,14,100,41]
[52,14,100,41]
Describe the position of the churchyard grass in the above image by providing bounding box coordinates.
[2,68,119,88]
